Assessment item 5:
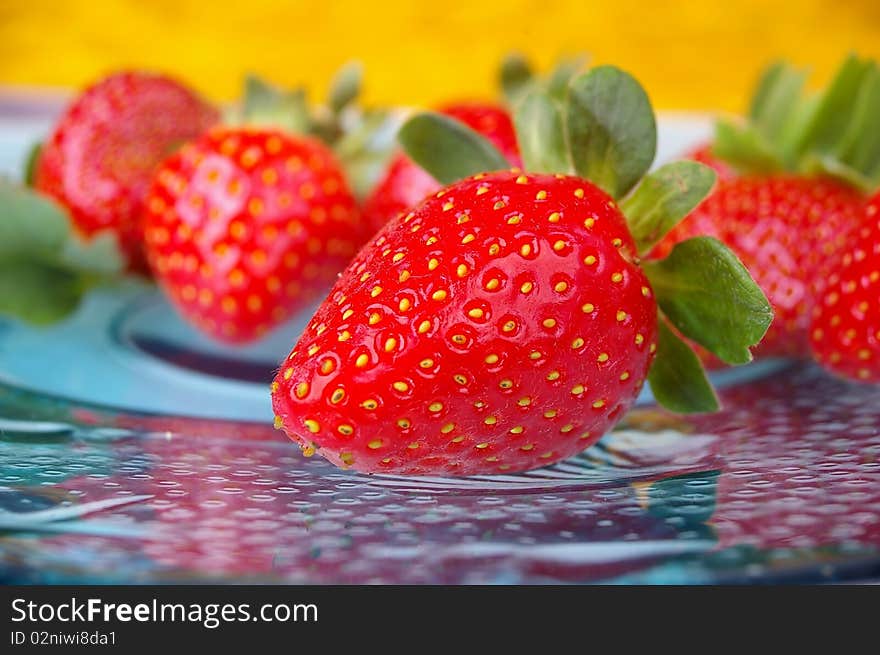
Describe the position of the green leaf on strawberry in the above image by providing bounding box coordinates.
[835,64,880,181]
[239,75,311,134]
[57,230,126,277]
[566,66,657,199]
[647,320,719,413]
[711,54,880,191]
[334,110,402,200]
[0,183,125,325]
[499,52,586,105]
[499,53,535,104]
[328,61,363,115]
[513,90,571,175]
[397,113,511,185]
[794,55,872,163]
[713,120,781,174]
[642,236,773,365]
[0,262,82,325]
[748,61,808,150]
[545,54,589,101]
[0,185,69,258]
[620,161,717,255]
[23,142,42,187]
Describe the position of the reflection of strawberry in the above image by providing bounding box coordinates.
[35,72,219,270]
[143,127,363,344]
[362,103,520,234]
[704,368,880,553]
[21,362,878,583]
[808,195,880,382]
[40,419,715,583]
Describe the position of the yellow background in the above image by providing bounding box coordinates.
[1,0,879,110]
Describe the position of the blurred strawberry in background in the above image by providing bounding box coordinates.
[360,54,584,234]
[34,72,220,272]
[144,127,363,344]
[141,67,398,344]
[361,103,521,233]
[808,192,880,383]
[658,56,880,362]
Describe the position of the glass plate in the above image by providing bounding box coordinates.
[1,98,878,584]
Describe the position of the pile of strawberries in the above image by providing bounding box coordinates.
[3,54,879,477]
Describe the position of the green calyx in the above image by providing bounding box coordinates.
[398,65,772,415]
[499,52,590,105]
[713,54,880,192]
[232,62,364,138]
[0,183,125,325]
[399,52,590,184]
[228,62,398,199]
[23,142,42,187]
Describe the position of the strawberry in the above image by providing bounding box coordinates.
[361,103,521,234]
[276,172,656,475]
[143,126,363,344]
[655,56,880,360]
[142,67,396,345]
[34,71,219,270]
[808,195,880,382]
[271,66,771,475]
[656,176,864,357]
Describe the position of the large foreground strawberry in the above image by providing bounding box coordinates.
[809,194,880,382]
[656,56,880,358]
[271,67,772,476]
[34,72,219,270]
[361,103,520,234]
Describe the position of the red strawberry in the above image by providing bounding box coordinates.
[361,103,520,234]
[656,57,880,359]
[143,126,364,344]
[271,66,771,476]
[808,195,880,382]
[655,176,864,357]
[35,72,219,270]
[273,171,658,475]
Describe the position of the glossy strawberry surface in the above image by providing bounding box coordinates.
[35,72,219,270]
[655,176,865,357]
[144,127,364,344]
[361,103,521,234]
[272,171,658,475]
[809,195,880,383]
